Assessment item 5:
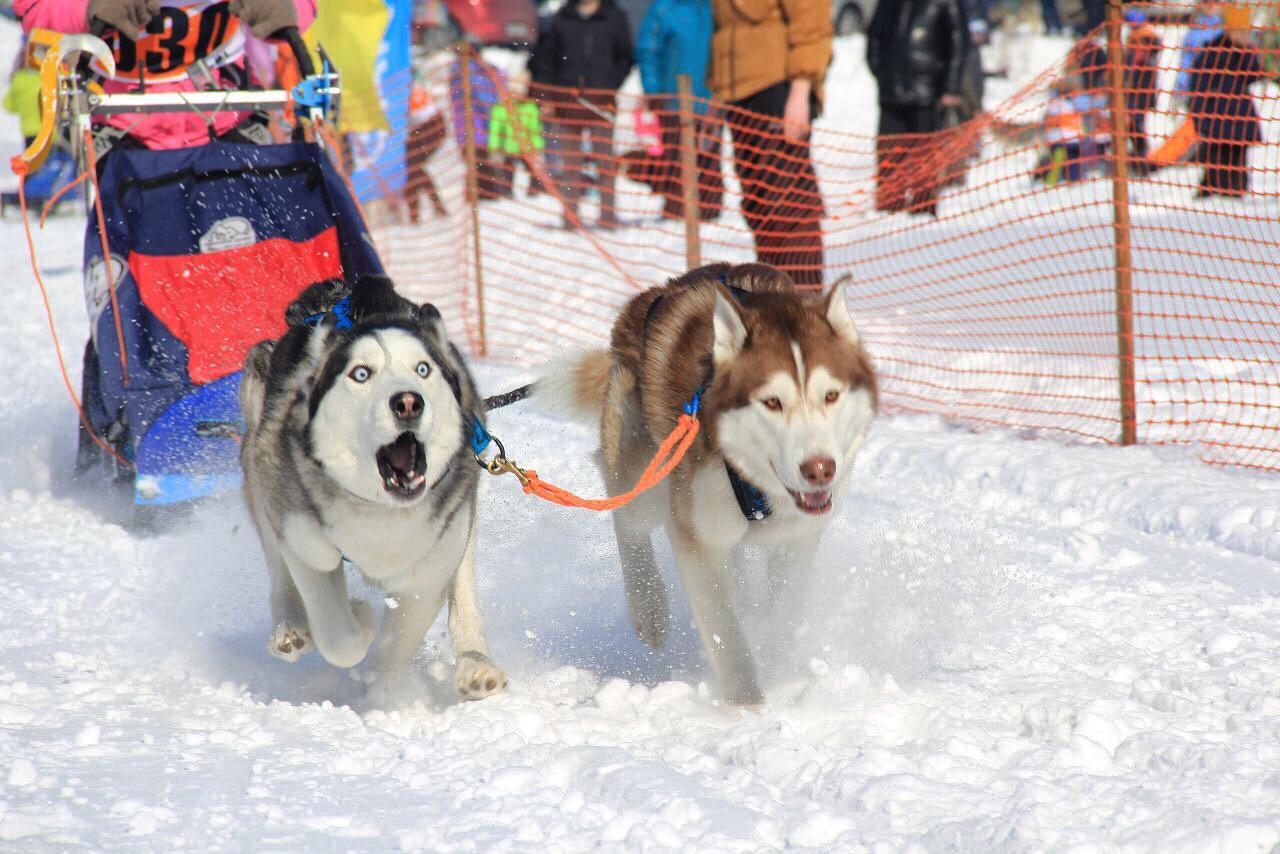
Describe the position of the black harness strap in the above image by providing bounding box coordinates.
[484,384,533,411]
[726,463,773,521]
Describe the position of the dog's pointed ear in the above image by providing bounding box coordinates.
[712,283,748,365]
[822,274,859,345]
[415,301,446,341]
[285,278,347,327]
[347,274,409,322]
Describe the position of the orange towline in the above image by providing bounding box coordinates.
[484,412,701,512]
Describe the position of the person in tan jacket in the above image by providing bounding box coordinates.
[711,0,832,285]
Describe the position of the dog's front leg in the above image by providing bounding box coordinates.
[247,493,312,662]
[266,538,312,662]
[447,528,507,700]
[281,543,375,669]
[669,526,763,707]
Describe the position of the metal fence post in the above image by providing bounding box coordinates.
[677,75,701,270]
[460,41,487,358]
[1106,0,1136,445]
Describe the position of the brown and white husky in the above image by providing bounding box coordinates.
[536,262,877,706]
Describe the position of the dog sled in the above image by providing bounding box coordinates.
[12,27,382,512]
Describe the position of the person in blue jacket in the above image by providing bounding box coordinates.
[636,0,724,220]
[1174,5,1224,102]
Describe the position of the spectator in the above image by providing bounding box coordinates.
[1079,0,1105,35]
[1034,75,1089,186]
[938,42,986,189]
[1041,0,1064,36]
[4,54,41,148]
[14,0,316,150]
[1074,37,1108,92]
[636,0,724,221]
[487,71,547,198]
[1174,3,1224,102]
[867,0,972,217]
[1187,4,1264,199]
[529,0,634,229]
[405,75,448,223]
[448,52,509,200]
[1122,9,1162,162]
[710,0,830,285]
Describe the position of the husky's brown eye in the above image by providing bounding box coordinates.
[762,397,783,412]
[825,390,840,405]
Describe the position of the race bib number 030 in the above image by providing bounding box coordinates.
[94,1,245,84]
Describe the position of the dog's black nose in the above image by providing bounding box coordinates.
[391,391,424,421]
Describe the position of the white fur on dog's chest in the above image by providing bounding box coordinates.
[291,499,468,590]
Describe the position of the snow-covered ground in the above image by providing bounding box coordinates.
[4,19,1280,853]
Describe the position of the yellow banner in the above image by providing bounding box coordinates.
[307,0,390,132]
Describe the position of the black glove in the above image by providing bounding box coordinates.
[229,0,300,40]
[86,0,161,39]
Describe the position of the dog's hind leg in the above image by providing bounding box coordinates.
[447,527,507,700]
[281,544,375,669]
[600,366,669,649]
[615,503,668,650]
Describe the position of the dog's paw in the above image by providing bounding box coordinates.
[628,593,669,650]
[456,655,507,700]
[267,623,313,662]
[724,682,766,710]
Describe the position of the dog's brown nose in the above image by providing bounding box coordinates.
[799,456,836,486]
[391,391,424,421]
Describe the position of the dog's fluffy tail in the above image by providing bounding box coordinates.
[528,350,611,424]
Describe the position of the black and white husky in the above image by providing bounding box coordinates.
[239,276,506,699]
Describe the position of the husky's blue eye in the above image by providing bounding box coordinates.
[349,365,371,383]
[416,361,431,378]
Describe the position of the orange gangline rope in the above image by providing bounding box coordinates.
[505,412,700,511]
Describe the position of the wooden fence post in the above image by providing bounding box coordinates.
[460,41,487,358]
[1106,0,1136,445]
[677,75,701,270]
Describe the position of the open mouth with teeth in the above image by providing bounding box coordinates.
[376,431,427,499]
[787,488,833,515]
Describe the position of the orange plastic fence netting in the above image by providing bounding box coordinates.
[367,4,1279,472]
